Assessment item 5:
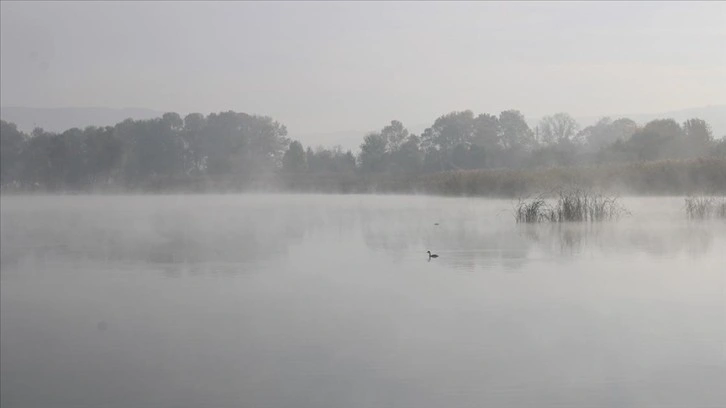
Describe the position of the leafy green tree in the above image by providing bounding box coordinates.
[305,145,356,175]
[162,112,183,131]
[499,110,535,150]
[380,120,409,152]
[450,143,469,170]
[683,118,712,143]
[114,118,182,185]
[420,111,478,171]
[596,138,636,163]
[237,115,289,176]
[580,117,637,152]
[421,110,476,153]
[636,118,684,159]
[530,142,581,167]
[305,147,315,171]
[195,111,287,179]
[282,140,307,173]
[472,113,500,151]
[359,120,417,173]
[20,128,54,188]
[0,120,26,186]
[710,138,726,158]
[466,144,488,169]
[200,111,249,176]
[181,113,207,175]
[4,107,723,193]
[84,126,123,186]
[643,118,683,140]
[389,135,423,174]
[54,128,88,189]
[538,113,580,145]
[359,133,388,173]
[628,130,664,161]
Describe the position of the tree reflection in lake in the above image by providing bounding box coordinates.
[1,196,329,275]
[2,195,723,278]
[362,210,722,271]
[2,194,725,408]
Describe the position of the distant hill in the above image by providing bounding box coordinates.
[0,107,165,133]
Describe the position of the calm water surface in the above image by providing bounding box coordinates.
[1,194,725,408]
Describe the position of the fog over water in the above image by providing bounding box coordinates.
[2,1,725,407]
[2,194,724,408]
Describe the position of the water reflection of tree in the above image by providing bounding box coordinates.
[524,222,717,259]
[362,219,533,271]
[1,200,331,274]
[520,224,595,257]
[362,217,721,271]
[3,198,722,276]
[624,223,716,257]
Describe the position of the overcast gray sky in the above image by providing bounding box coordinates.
[1,1,725,134]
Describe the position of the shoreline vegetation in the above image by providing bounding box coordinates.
[1,109,725,197]
[2,158,723,198]
[684,195,726,219]
[515,189,629,223]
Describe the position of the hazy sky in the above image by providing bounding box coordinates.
[1,1,725,134]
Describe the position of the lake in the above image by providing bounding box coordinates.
[1,194,725,408]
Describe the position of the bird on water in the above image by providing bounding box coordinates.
[427,250,439,259]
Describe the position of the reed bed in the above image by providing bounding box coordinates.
[684,196,726,219]
[515,196,551,223]
[515,189,628,223]
[419,158,726,198]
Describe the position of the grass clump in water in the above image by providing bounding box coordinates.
[515,195,551,223]
[515,189,628,223]
[684,196,726,219]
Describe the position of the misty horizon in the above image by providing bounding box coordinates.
[2,1,724,136]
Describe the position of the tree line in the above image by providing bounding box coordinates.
[1,109,724,192]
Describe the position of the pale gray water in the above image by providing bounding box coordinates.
[1,194,725,408]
